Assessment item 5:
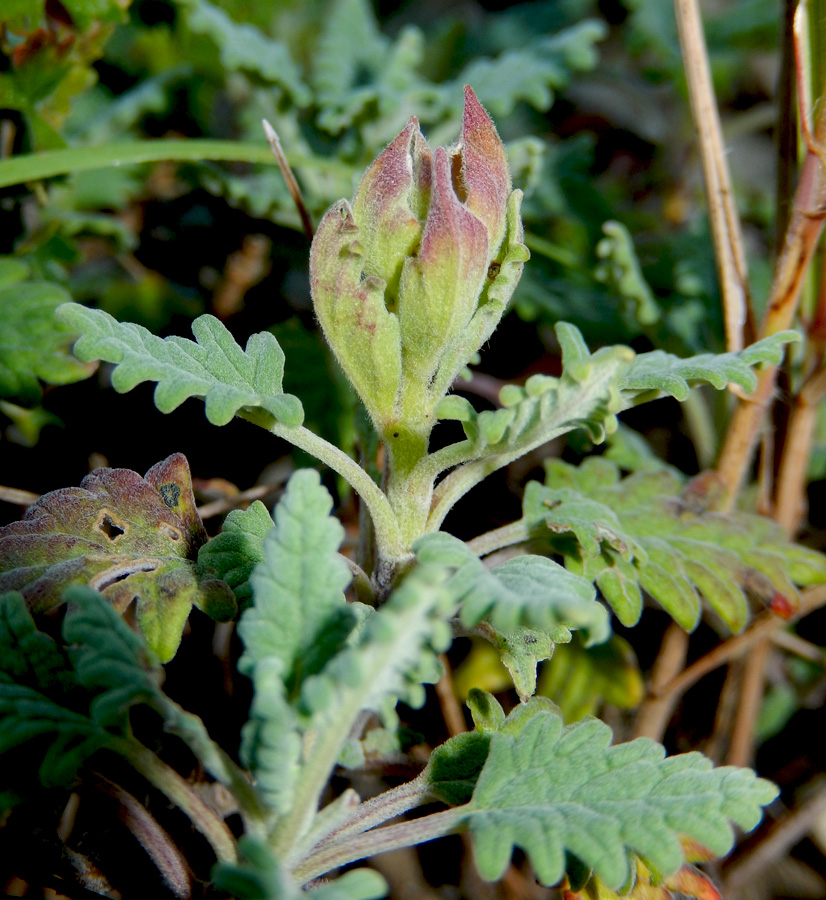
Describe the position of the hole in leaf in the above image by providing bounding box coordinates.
[94,510,128,541]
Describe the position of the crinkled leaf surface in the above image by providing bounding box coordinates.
[415,532,608,640]
[238,471,353,691]
[0,260,96,404]
[0,589,161,787]
[236,470,353,815]
[522,458,826,631]
[198,500,274,608]
[463,707,777,888]
[56,304,303,428]
[415,532,609,700]
[434,325,796,508]
[621,330,799,402]
[0,453,236,662]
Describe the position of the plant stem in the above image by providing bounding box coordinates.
[0,139,353,189]
[716,141,826,508]
[113,738,237,863]
[311,775,434,851]
[293,807,466,884]
[466,520,533,557]
[267,421,406,561]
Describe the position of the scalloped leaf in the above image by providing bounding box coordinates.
[621,331,799,402]
[0,262,96,404]
[198,500,274,608]
[414,532,608,641]
[0,453,236,662]
[436,326,799,479]
[55,304,303,428]
[464,707,778,889]
[238,471,354,694]
[177,0,311,106]
[436,335,634,455]
[521,458,826,631]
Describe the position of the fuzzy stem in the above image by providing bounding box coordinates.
[293,807,466,884]
[266,421,406,561]
[311,775,434,852]
[113,738,237,863]
[466,520,533,557]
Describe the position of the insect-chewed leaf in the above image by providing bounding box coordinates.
[0,452,236,662]
[55,304,303,428]
[0,261,97,404]
[463,706,778,889]
[523,458,826,632]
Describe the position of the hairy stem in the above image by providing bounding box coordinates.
[310,775,434,852]
[267,421,405,560]
[293,807,466,884]
[113,738,237,863]
[466,520,533,557]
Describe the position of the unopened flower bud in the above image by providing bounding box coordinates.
[310,87,526,432]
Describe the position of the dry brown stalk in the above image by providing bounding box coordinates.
[673,0,754,352]
[726,636,772,768]
[632,622,689,741]
[717,141,826,510]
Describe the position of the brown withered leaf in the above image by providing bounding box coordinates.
[0,453,236,662]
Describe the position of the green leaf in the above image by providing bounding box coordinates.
[198,501,274,608]
[0,453,236,662]
[238,471,354,695]
[234,470,355,815]
[311,0,416,134]
[424,693,567,806]
[522,458,826,631]
[177,0,310,106]
[0,270,96,404]
[455,22,607,119]
[621,331,800,402]
[595,220,661,328]
[0,589,162,787]
[538,633,644,722]
[55,304,303,428]
[62,586,163,729]
[464,707,778,888]
[414,532,608,641]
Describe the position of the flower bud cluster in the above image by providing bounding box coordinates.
[310,86,528,437]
